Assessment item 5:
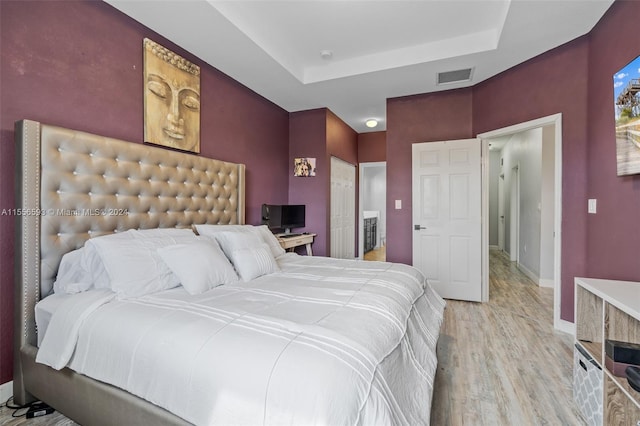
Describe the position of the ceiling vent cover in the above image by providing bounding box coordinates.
[437,68,474,85]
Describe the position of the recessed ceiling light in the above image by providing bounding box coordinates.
[365,119,378,128]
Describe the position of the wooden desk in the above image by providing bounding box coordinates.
[277,233,316,256]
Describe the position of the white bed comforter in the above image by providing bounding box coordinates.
[37,254,445,425]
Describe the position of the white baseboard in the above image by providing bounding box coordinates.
[555,318,575,336]
[489,245,500,250]
[516,262,539,285]
[0,380,12,403]
[539,278,554,288]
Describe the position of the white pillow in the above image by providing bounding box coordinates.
[194,224,286,259]
[253,225,286,258]
[53,248,93,294]
[86,229,198,298]
[80,243,110,289]
[192,224,253,236]
[157,239,238,295]
[128,228,196,238]
[213,231,279,282]
[54,246,110,294]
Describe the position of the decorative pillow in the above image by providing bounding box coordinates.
[85,229,198,298]
[194,224,286,259]
[213,231,280,282]
[157,239,238,295]
[253,225,286,258]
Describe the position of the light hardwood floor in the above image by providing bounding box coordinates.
[364,244,386,261]
[431,249,585,425]
[1,249,583,425]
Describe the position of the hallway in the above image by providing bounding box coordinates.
[430,249,584,425]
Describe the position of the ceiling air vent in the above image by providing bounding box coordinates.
[437,68,474,85]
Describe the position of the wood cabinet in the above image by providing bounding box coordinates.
[575,277,640,425]
[364,217,377,253]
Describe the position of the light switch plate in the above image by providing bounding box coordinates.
[588,199,597,214]
[395,200,402,210]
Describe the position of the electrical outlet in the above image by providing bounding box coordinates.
[395,200,402,210]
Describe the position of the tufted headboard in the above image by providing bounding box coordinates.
[14,119,245,402]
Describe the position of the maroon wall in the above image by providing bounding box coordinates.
[358,131,387,163]
[327,110,358,166]
[0,0,289,384]
[473,37,590,322]
[386,89,474,264]
[586,0,640,280]
[288,109,328,255]
[288,109,358,256]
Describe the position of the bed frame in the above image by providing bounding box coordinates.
[13,119,246,425]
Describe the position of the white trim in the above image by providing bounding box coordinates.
[489,245,499,250]
[510,164,520,263]
[539,278,554,288]
[0,381,13,403]
[478,113,564,332]
[481,139,489,302]
[517,262,539,285]
[557,318,575,336]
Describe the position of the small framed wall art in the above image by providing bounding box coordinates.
[294,158,316,177]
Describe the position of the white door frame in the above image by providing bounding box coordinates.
[509,164,520,262]
[498,172,505,251]
[358,161,386,259]
[478,113,569,333]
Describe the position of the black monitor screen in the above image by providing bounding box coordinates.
[262,204,305,232]
[281,205,305,229]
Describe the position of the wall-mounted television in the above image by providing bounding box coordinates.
[262,204,305,234]
[613,54,640,176]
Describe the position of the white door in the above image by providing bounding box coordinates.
[330,157,356,259]
[412,139,482,302]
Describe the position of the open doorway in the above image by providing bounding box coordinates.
[359,162,386,261]
[479,113,566,332]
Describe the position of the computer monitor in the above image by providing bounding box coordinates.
[262,204,305,234]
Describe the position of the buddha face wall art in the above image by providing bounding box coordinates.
[144,38,201,153]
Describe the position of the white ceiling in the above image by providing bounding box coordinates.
[105,0,614,133]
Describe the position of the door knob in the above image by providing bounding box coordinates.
[414,225,426,230]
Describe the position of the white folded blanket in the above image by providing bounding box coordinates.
[36,289,115,370]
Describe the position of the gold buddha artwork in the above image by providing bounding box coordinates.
[144,38,201,153]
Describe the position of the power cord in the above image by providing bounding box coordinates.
[4,396,54,418]
[5,396,30,417]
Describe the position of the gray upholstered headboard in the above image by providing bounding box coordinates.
[14,119,245,403]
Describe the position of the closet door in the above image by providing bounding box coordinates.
[330,157,356,259]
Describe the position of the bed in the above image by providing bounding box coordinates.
[13,119,445,425]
